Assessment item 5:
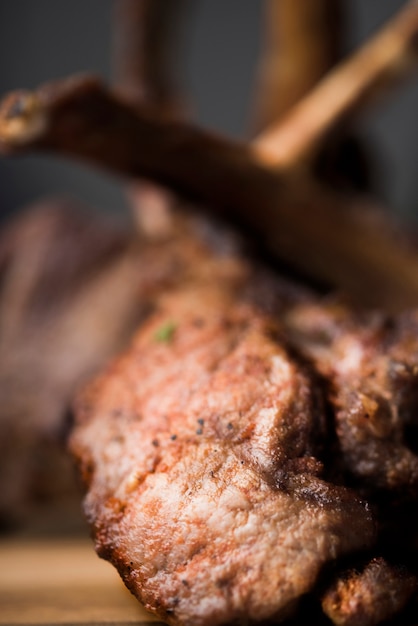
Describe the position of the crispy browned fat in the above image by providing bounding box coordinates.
[286,301,418,495]
[322,557,417,626]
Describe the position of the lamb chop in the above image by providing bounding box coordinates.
[285,301,418,496]
[2,1,418,625]
[69,212,374,625]
[284,298,418,577]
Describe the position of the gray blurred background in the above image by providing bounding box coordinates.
[1,0,418,224]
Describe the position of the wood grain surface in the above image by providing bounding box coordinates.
[0,539,164,625]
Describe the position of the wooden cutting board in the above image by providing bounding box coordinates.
[0,539,164,625]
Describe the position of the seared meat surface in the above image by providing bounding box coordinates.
[4,201,416,623]
[0,198,303,532]
[70,218,375,625]
[322,557,417,626]
[285,302,418,495]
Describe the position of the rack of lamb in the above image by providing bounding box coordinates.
[1,1,418,624]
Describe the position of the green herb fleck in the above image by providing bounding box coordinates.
[154,321,176,343]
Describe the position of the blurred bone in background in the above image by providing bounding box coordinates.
[1,0,418,224]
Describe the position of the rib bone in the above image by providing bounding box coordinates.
[256,0,418,169]
[253,0,342,131]
[3,76,418,309]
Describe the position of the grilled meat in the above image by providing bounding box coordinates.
[0,201,305,531]
[285,301,418,496]
[3,201,417,624]
[322,557,417,626]
[70,217,374,626]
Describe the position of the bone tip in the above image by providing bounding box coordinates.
[0,90,48,149]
